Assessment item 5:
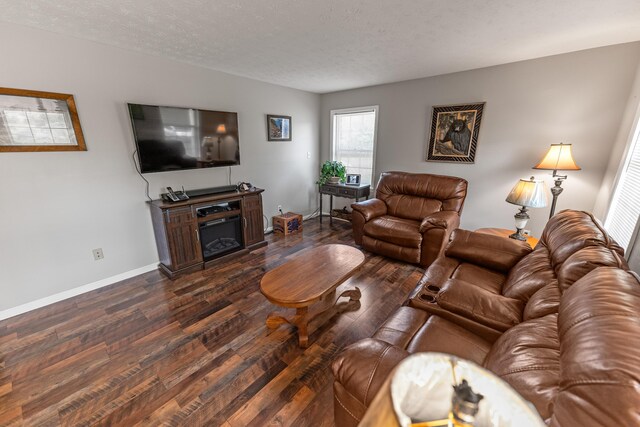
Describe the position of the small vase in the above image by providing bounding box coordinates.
[328,176,340,184]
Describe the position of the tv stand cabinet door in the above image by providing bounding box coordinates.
[165,207,203,270]
[243,193,264,247]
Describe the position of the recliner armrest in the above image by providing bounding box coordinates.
[445,229,532,272]
[419,210,460,233]
[351,199,387,222]
[436,278,523,331]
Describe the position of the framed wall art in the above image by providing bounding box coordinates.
[0,87,87,152]
[266,114,291,141]
[426,102,485,163]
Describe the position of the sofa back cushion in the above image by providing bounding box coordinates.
[375,171,467,221]
[502,211,628,317]
[540,210,625,267]
[551,268,640,426]
[485,268,640,424]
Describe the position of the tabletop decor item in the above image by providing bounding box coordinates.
[266,114,292,141]
[345,173,361,185]
[533,142,580,218]
[0,87,87,152]
[505,176,548,241]
[426,103,485,163]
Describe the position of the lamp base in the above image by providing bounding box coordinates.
[509,230,527,241]
[509,206,530,241]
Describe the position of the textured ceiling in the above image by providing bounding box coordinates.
[1,0,640,93]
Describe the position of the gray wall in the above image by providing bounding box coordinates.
[320,43,640,237]
[0,23,320,311]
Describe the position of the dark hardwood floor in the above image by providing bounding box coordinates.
[0,219,423,426]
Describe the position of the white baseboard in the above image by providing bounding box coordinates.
[0,263,158,321]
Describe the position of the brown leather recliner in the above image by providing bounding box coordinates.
[332,210,639,426]
[351,171,468,267]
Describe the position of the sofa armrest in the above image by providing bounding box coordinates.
[445,229,532,272]
[418,211,460,267]
[436,278,523,331]
[419,210,460,233]
[332,338,409,408]
[351,199,387,222]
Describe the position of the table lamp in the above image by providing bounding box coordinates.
[533,143,580,218]
[505,176,548,241]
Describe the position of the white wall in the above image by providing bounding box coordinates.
[320,43,640,237]
[0,23,320,312]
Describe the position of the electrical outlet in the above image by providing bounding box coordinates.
[92,248,104,261]
[307,152,311,159]
[523,229,531,236]
[277,205,282,213]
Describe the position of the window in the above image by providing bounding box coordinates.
[605,117,640,251]
[331,106,378,186]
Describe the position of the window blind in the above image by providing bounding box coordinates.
[331,107,377,186]
[605,121,640,251]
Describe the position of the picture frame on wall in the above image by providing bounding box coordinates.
[0,87,87,152]
[345,173,361,186]
[266,114,292,141]
[426,102,485,163]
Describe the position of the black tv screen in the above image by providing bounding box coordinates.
[128,103,240,173]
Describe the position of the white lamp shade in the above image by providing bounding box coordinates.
[506,177,548,208]
[391,353,545,427]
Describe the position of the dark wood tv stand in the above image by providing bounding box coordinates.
[148,188,267,279]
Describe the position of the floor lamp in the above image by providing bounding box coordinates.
[533,143,580,218]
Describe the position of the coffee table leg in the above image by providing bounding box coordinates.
[294,307,309,348]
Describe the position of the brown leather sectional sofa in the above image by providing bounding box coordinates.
[332,210,640,426]
[352,171,468,268]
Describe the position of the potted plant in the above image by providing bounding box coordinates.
[317,160,347,185]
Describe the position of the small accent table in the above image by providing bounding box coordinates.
[476,227,539,249]
[319,183,370,224]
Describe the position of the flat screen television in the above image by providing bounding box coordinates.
[128,103,240,173]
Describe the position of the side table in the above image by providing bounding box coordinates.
[319,183,370,224]
[475,227,539,249]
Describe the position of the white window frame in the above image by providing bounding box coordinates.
[604,105,640,254]
[330,105,379,188]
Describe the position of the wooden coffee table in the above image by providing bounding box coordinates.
[260,244,365,347]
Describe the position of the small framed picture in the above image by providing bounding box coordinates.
[267,114,292,141]
[345,174,361,186]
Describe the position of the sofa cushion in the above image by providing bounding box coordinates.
[445,229,532,273]
[404,316,492,365]
[364,215,421,247]
[373,306,430,349]
[541,210,625,267]
[523,282,562,320]
[450,263,506,293]
[436,279,523,331]
[503,246,556,301]
[483,313,560,419]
